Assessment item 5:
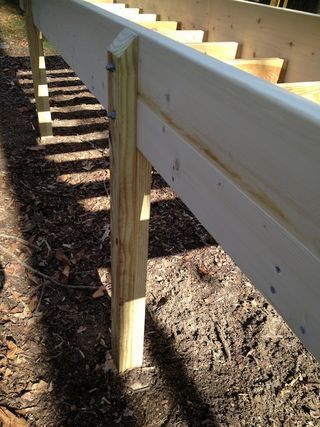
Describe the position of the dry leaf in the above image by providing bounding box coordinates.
[55,250,70,265]
[5,262,25,276]
[32,380,49,393]
[74,248,85,263]
[76,326,87,334]
[28,294,38,312]
[0,406,29,427]
[92,286,105,299]
[62,265,70,279]
[6,339,22,360]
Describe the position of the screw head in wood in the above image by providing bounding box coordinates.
[107,111,117,120]
[106,63,116,72]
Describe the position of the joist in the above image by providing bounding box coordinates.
[278,82,320,104]
[112,8,141,17]
[187,42,240,60]
[154,30,205,43]
[226,58,287,83]
[127,13,157,22]
[26,0,320,371]
[138,21,178,31]
[96,3,126,11]
[127,0,320,82]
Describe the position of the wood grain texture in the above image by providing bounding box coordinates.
[226,58,287,83]
[31,0,320,360]
[153,29,205,43]
[279,82,320,104]
[108,29,152,372]
[187,42,240,60]
[137,100,320,359]
[25,0,52,138]
[127,0,320,82]
[138,21,178,31]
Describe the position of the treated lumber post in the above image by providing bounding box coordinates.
[108,29,152,372]
[25,0,52,138]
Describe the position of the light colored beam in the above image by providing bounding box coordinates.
[138,21,178,31]
[278,82,320,104]
[108,29,152,372]
[226,58,287,83]
[187,42,240,60]
[25,0,52,138]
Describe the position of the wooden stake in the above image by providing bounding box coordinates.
[108,29,152,372]
[25,0,53,138]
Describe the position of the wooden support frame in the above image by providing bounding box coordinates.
[25,0,52,138]
[27,0,320,364]
[108,29,152,372]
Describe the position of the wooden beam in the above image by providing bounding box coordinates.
[155,30,205,43]
[127,0,320,82]
[138,21,178,31]
[96,3,126,11]
[108,29,152,372]
[112,8,140,16]
[25,0,52,138]
[128,13,157,22]
[31,0,320,360]
[278,82,320,104]
[226,58,287,83]
[187,42,240,60]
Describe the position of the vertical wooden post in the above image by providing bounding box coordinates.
[108,29,152,372]
[25,0,53,138]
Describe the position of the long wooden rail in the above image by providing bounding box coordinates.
[25,0,320,371]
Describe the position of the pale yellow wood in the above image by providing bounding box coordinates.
[127,0,320,82]
[186,42,240,60]
[86,0,116,3]
[278,82,320,104]
[226,58,287,83]
[108,29,152,372]
[25,0,52,138]
[128,13,157,22]
[138,21,178,30]
[155,30,205,43]
[112,8,140,16]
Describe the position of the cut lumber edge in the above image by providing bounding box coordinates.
[25,0,53,138]
[108,28,152,372]
[278,82,320,104]
[226,58,288,83]
[155,30,205,43]
[138,21,178,31]
[186,42,240,60]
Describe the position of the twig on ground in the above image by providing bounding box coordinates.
[0,243,99,290]
[215,323,231,361]
[0,233,39,250]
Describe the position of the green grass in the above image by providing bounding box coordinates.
[0,0,56,53]
[0,0,26,43]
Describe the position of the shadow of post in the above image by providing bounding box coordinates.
[0,38,217,425]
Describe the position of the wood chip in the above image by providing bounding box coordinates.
[0,406,29,426]
[92,286,105,299]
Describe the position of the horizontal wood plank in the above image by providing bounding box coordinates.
[187,42,240,60]
[226,58,287,83]
[138,21,178,31]
[127,13,157,22]
[127,0,320,82]
[154,29,205,43]
[138,99,320,359]
[278,82,320,104]
[31,0,320,359]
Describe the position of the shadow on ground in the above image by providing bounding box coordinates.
[0,46,218,426]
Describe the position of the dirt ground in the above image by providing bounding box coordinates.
[0,2,319,427]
